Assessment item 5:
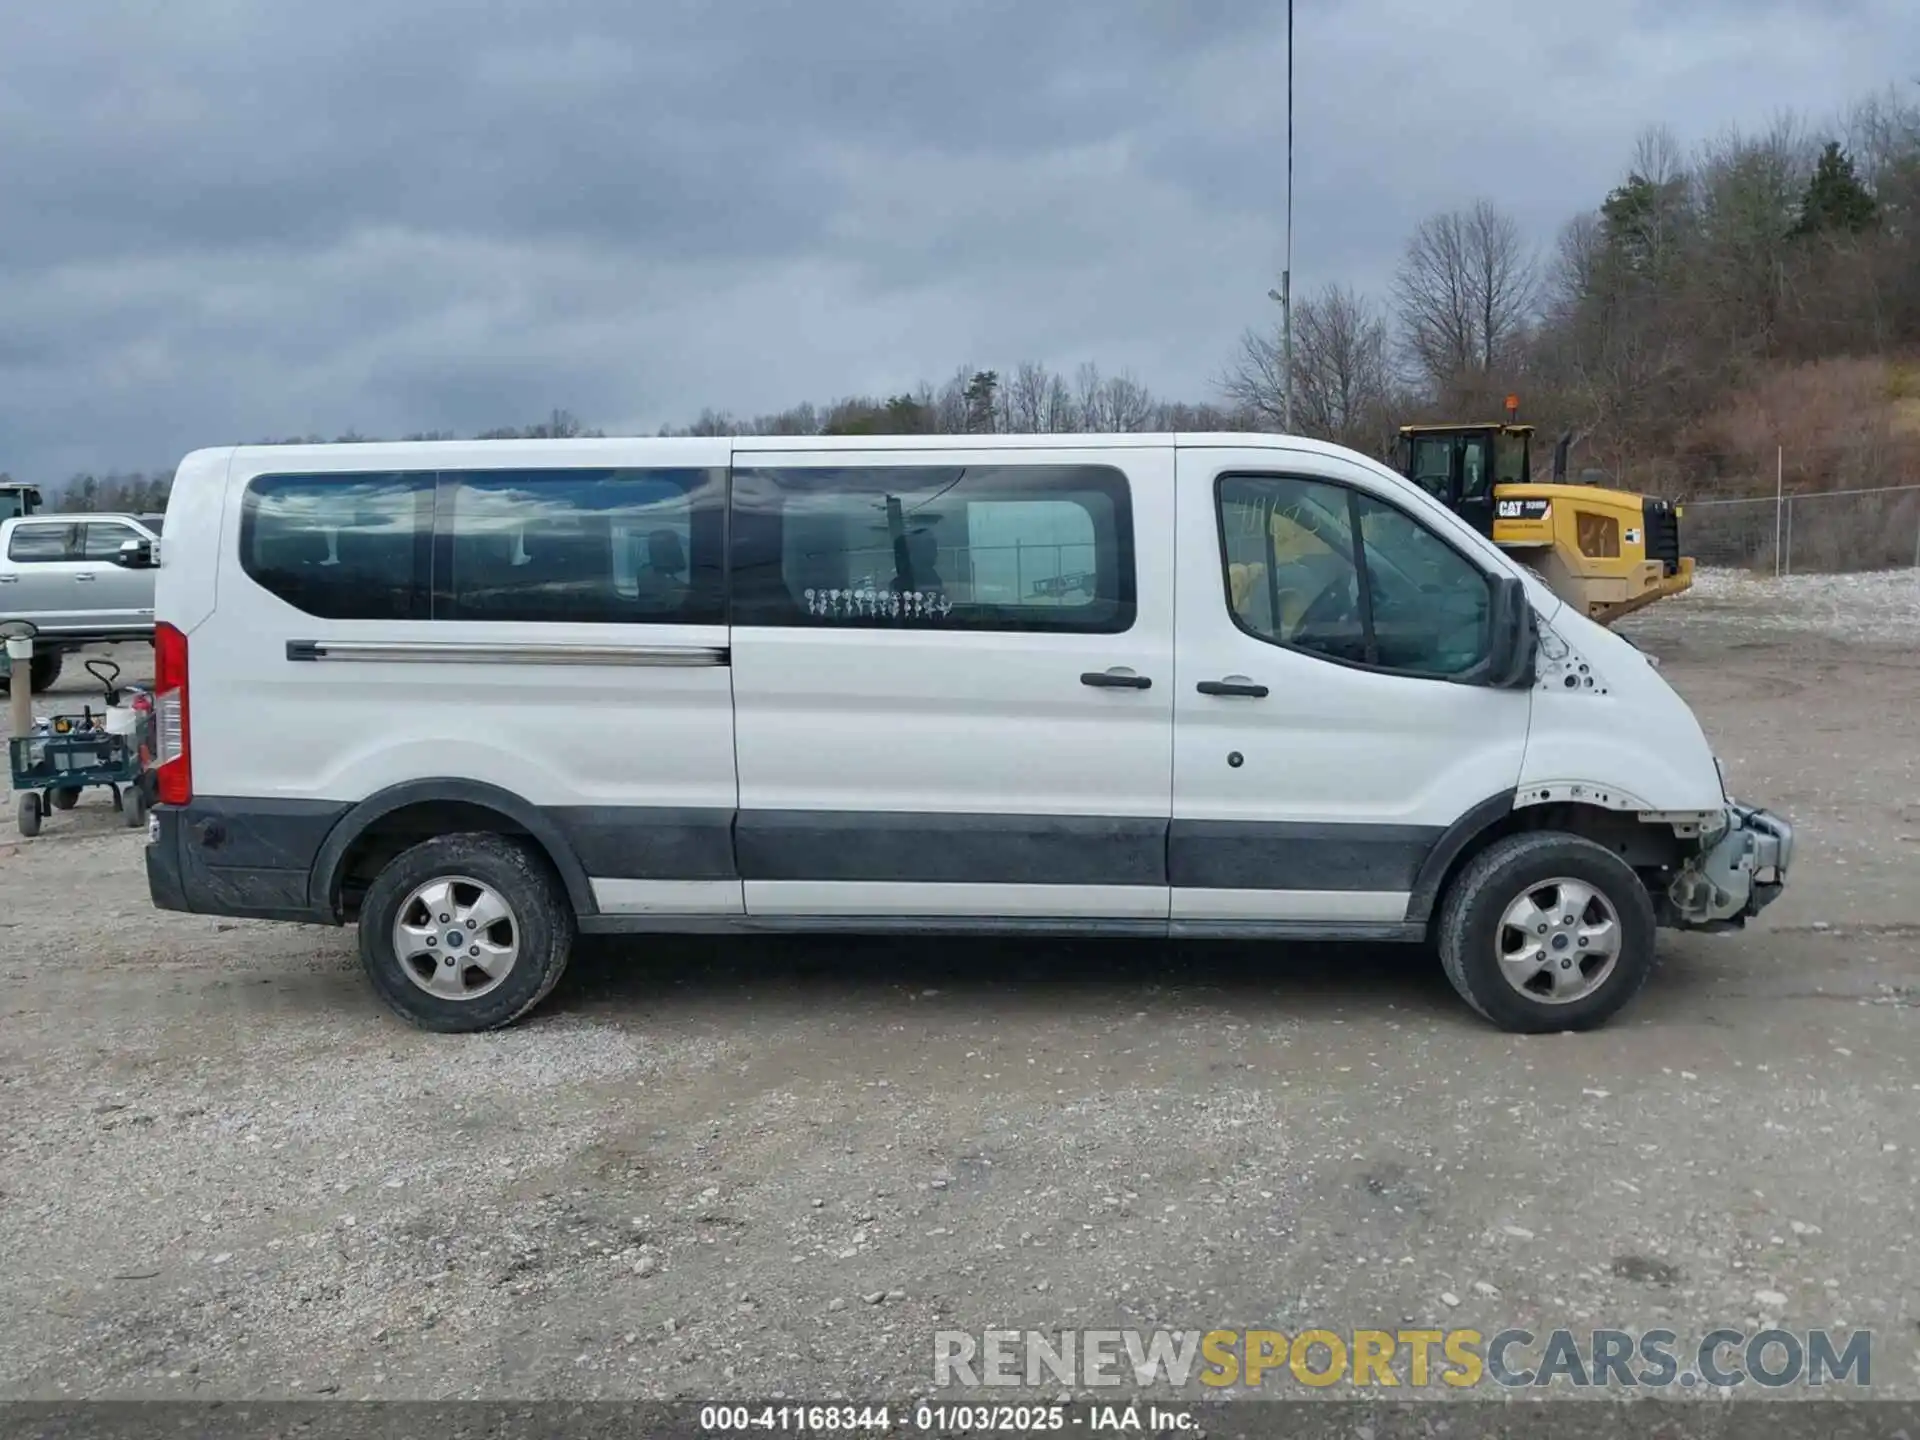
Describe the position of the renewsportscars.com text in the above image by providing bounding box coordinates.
[933,1326,1873,1390]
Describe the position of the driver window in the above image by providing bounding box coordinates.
[1218,474,1494,679]
[1353,493,1492,676]
[1217,475,1368,666]
[82,523,141,560]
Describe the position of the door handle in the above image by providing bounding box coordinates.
[1197,678,1269,698]
[1081,669,1152,690]
[74,573,97,582]
[0,574,15,583]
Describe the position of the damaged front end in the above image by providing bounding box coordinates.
[1664,803,1795,931]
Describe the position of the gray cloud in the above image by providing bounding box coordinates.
[1,0,1915,483]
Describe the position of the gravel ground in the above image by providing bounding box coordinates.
[1,584,1917,1403]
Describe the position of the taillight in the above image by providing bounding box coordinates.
[153,621,191,805]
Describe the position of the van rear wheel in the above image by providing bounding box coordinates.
[357,833,575,1033]
[1437,832,1657,1033]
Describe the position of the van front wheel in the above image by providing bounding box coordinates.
[1437,832,1658,1033]
[357,833,575,1033]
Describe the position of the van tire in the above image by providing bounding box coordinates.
[1437,831,1657,1033]
[356,833,575,1033]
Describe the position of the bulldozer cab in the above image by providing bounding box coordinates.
[1398,424,1531,537]
[1397,422,1694,626]
[0,484,42,521]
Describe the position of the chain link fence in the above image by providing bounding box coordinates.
[1683,484,1920,574]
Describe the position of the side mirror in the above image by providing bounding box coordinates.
[1483,574,1539,689]
[112,537,155,569]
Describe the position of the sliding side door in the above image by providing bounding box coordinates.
[727,442,1176,926]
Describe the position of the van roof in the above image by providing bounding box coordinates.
[201,431,1362,468]
[4,509,149,523]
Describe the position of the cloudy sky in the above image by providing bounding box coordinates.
[2,0,1914,483]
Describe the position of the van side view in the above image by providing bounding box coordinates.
[143,434,1791,1034]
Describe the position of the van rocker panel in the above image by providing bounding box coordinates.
[1167,818,1442,893]
[732,810,1168,888]
[550,806,736,882]
[150,789,1516,925]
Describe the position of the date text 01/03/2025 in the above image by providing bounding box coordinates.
[697,1402,1200,1432]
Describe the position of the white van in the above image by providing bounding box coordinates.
[144,434,1791,1034]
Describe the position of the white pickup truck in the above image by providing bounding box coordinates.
[0,512,160,691]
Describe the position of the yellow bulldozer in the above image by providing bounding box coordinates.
[1396,421,1694,625]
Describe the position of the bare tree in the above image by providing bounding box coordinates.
[1072,362,1106,431]
[477,409,603,440]
[1040,370,1077,432]
[1157,400,1245,430]
[1219,324,1289,431]
[932,366,973,434]
[1222,283,1392,448]
[1545,211,1604,322]
[1394,200,1537,395]
[1632,125,1690,198]
[1693,114,1813,358]
[1099,372,1158,432]
[1465,202,1536,374]
[1844,85,1920,195]
[1070,363,1158,432]
[759,401,821,435]
[1296,286,1393,448]
[1005,362,1053,433]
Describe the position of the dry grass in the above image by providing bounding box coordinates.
[1890,360,1920,438]
[1674,354,1920,500]
[1639,356,1920,572]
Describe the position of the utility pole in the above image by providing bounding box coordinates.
[1267,0,1295,433]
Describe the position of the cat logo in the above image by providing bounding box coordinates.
[1497,499,1552,522]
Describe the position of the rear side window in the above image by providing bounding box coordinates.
[7,524,76,562]
[239,468,725,624]
[730,464,1134,632]
[438,469,724,625]
[241,473,433,620]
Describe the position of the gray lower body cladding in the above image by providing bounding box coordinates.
[146,793,1515,928]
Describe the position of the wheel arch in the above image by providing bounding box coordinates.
[309,779,596,923]
[1407,790,1684,928]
